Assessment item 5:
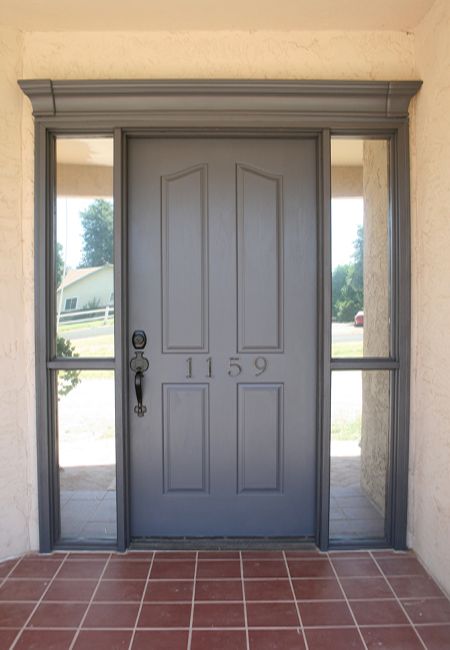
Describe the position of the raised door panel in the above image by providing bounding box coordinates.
[237,164,283,352]
[237,383,284,493]
[163,384,210,493]
[162,164,209,352]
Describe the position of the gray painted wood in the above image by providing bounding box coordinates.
[128,138,317,537]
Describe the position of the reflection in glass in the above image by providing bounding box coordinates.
[330,370,390,541]
[55,138,114,358]
[58,370,116,541]
[331,139,390,358]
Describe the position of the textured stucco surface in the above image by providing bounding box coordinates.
[0,18,449,598]
[0,27,38,559]
[408,0,450,597]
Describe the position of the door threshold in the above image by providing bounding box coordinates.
[130,536,317,551]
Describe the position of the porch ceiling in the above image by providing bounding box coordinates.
[0,0,436,32]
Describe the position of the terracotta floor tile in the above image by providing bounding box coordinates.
[361,625,424,649]
[299,601,353,627]
[198,551,240,560]
[193,602,245,627]
[43,579,98,602]
[73,630,133,649]
[328,551,371,559]
[339,576,393,599]
[243,560,288,579]
[0,603,34,628]
[83,603,139,628]
[292,577,343,600]
[0,579,49,601]
[67,552,111,560]
[416,625,450,649]
[304,627,365,650]
[349,599,409,625]
[195,580,243,601]
[249,629,305,649]
[241,551,284,560]
[246,602,300,627]
[28,602,87,628]
[11,558,62,579]
[94,579,145,602]
[245,579,293,601]
[377,557,427,576]
[103,560,150,580]
[191,629,247,650]
[56,560,106,580]
[154,552,196,561]
[14,629,75,650]
[388,575,444,598]
[402,598,450,624]
[196,560,241,579]
[287,559,334,578]
[138,603,191,628]
[132,630,189,649]
[150,560,195,580]
[0,629,19,650]
[331,558,381,578]
[116,551,155,560]
[285,550,324,559]
[0,560,18,579]
[145,580,193,602]
[370,549,414,558]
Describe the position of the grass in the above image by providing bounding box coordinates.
[331,417,362,441]
[58,317,114,333]
[332,341,363,358]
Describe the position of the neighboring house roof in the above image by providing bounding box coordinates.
[58,264,112,290]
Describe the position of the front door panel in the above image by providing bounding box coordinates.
[128,138,317,538]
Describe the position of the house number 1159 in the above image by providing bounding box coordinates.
[185,356,267,379]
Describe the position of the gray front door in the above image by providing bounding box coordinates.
[128,138,317,539]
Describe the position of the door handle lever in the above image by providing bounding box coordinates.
[130,350,149,417]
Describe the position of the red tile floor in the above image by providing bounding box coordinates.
[0,549,449,649]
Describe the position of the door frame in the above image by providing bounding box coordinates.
[20,79,421,552]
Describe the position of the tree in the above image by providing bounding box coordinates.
[79,199,113,268]
[332,225,364,322]
[56,242,65,288]
[56,337,81,398]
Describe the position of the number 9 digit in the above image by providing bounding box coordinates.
[254,356,267,376]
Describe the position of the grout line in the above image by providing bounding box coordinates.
[67,552,113,650]
[0,557,23,590]
[283,550,310,650]
[369,551,428,650]
[9,553,71,650]
[127,552,155,650]
[187,551,198,650]
[239,552,250,650]
[328,555,369,650]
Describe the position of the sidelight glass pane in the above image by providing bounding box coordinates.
[55,137,114,359]
[57,370,116,541]
[330,370,390,541]
[331,138,390,358]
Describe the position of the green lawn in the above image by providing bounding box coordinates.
[331,416,362,441]
[332,340,363,358]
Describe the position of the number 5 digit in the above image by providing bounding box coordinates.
[228,357,242,377]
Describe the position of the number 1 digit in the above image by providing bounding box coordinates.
[186,357,193,379]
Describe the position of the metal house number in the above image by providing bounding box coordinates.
[185,356,267,379]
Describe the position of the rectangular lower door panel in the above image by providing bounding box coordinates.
[163,384,209,493]
[237,383,283,493]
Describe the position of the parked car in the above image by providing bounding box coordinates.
[354,310,364,327]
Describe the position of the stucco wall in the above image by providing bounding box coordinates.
[408,0,450,597]
[1,20,449,597]
[0,27,38,559]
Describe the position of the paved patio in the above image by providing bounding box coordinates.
[0,550,449,649]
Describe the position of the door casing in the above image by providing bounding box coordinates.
[19,79,421,552]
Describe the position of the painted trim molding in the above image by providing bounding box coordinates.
[19,79,422,120]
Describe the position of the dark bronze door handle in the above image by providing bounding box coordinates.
[130,350,149,417]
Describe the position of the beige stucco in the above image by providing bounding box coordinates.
[1,2,450,597]
[408,0,450,595]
